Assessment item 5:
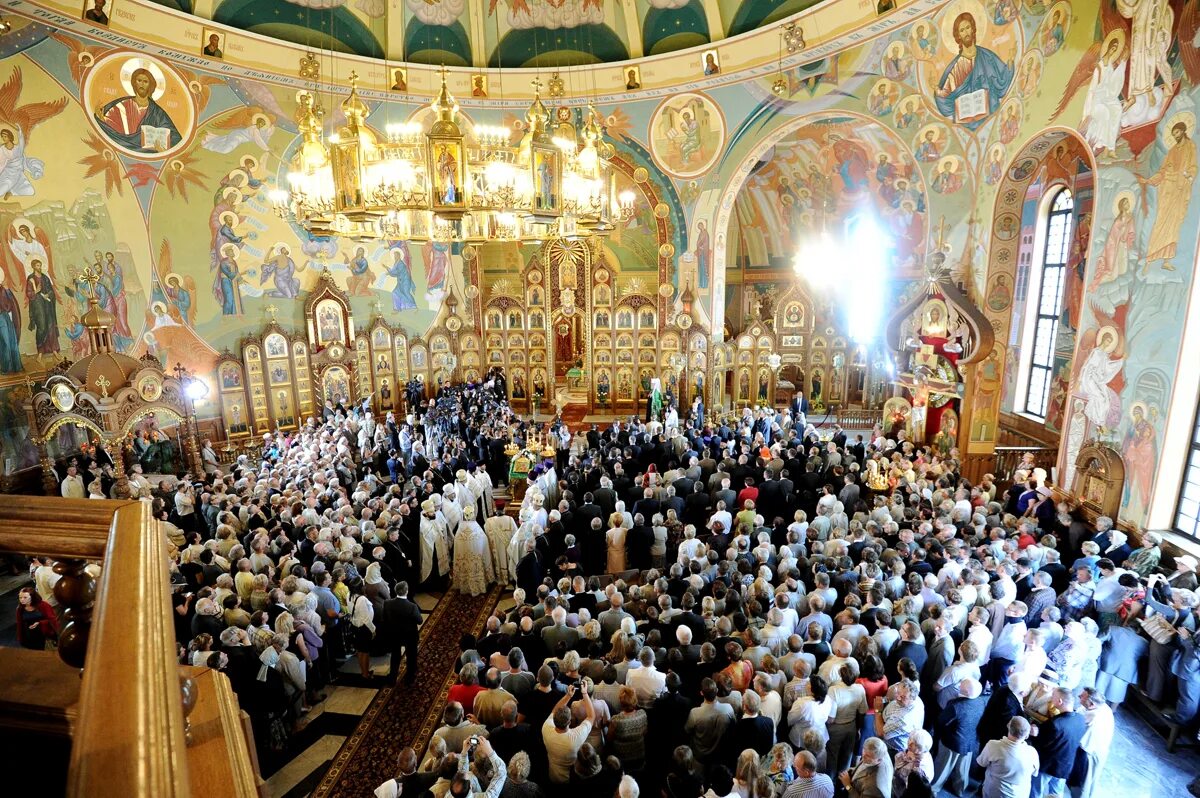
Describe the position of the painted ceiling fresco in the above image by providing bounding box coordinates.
[731,113,931,276]
[144,0,825,66]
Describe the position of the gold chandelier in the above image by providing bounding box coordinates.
[271,71,636,243]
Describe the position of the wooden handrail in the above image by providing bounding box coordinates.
[0,497,114,560]
[180,666,262,797]
[0,498,192,797]
[67,499,192,797]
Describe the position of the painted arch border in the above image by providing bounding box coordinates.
[959,124,1099,460]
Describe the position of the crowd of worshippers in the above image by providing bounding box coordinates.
[375,412,1200,798]
[30,376,1200,795]
[52,377,522,758]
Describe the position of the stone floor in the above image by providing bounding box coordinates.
[265,590,518,797]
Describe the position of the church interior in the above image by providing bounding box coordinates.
[1,0,1200,795]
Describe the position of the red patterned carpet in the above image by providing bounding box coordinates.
[313,585,502,797]
[559,402,589,428]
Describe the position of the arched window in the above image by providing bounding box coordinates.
[1017,188,1074,419]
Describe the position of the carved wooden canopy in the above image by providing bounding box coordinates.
[886,258,994,367]
[1071,443,1126,521]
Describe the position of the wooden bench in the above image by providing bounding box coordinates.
[1125,685,1198,753]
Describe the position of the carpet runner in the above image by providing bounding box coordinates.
[559,402,589,428]
[312,585,503,797]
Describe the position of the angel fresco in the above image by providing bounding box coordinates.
[201,109,275,155]
[0,68,67,200]
[7,221,56,291]
[385,242,417,311]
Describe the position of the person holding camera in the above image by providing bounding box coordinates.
[449,736,507,798]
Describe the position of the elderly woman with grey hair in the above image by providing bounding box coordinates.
[500,751,543,798]
[1125,531,1163,578]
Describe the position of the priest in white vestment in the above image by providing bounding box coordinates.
[452,505,494,597]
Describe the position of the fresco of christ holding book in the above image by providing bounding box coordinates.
[934,12,1014,130]
[93,64,182,154]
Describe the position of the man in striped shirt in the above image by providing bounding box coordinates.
[783,750,834,798]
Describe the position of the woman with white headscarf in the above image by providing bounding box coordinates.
[364,561,391,615]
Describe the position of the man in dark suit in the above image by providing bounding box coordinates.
[516,543,544,597]
[567,576,598,616]
[593,478,618,520]
[381,581,422,683]
[627,515,654,571]
[720,689,774,764]
[930,678,987,797]
[978,671,1028,748]
[886,622,929,684]
[1030,687,1087,798]
[575,494,604,538]
[632,487,660,524]
[837,474,861,510]
[848,435,866,465]
[683,481,711,529]
[661,485,685,520]
[379,747,437,798]
[713,478,737,513]
[831,425,847,450]
[757,471,784,523]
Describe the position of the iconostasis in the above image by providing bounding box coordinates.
[0,0,1195,528]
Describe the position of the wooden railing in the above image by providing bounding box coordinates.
[961,445,1059,488]
[998,411,1060,449]
[0,498,259,798]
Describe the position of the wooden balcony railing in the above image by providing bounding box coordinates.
[0,497,259,798]
[962,446,1059,488]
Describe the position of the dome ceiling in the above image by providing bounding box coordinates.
[145,0,823,66]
